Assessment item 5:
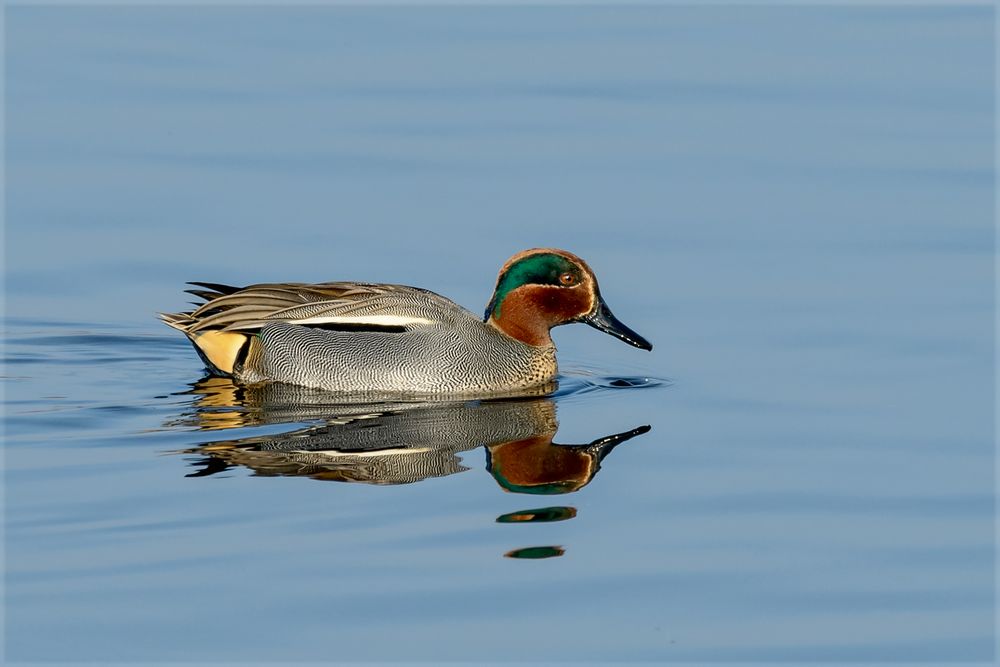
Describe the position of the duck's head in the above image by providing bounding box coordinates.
[485,248,653,350]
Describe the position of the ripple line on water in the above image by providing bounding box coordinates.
[553,371,672,400]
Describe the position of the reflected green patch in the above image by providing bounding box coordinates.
[504,545,565,559]
[496,506,577,523]
[490,476,580,495]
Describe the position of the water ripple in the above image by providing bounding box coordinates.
[554,370,671,399]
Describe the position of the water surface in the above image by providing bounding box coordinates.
[4,5,994,663]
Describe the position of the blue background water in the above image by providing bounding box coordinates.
[4,5,995,663]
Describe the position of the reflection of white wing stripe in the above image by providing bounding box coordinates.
[294,447,434,458]
[287,315,435,327]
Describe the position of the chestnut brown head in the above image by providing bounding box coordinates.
[484,248,652,350]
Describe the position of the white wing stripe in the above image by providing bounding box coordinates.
[287,314,435,327]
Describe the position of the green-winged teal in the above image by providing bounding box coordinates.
[161,248,652,395]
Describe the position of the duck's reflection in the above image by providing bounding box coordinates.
[184,395,560,485]
[172,376,558,431]
[181,378,648,490]
[177,377,651,558]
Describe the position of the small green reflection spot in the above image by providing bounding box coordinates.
[496,506,577,523]
[504,545,565,559]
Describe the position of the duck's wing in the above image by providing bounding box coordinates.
[159,282,475,377]
[161,281,473,335]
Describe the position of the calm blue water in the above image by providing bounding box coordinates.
[4,6,995,663]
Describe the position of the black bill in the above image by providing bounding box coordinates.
[583,299,653,351]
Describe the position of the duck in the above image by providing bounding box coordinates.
[160,248,652,396]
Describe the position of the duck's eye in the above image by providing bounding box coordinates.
[559,272,576,286]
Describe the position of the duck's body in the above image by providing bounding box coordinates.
[166,282,556,394]
[161,248,651,396]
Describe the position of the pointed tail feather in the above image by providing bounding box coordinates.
[158,312,196,333]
